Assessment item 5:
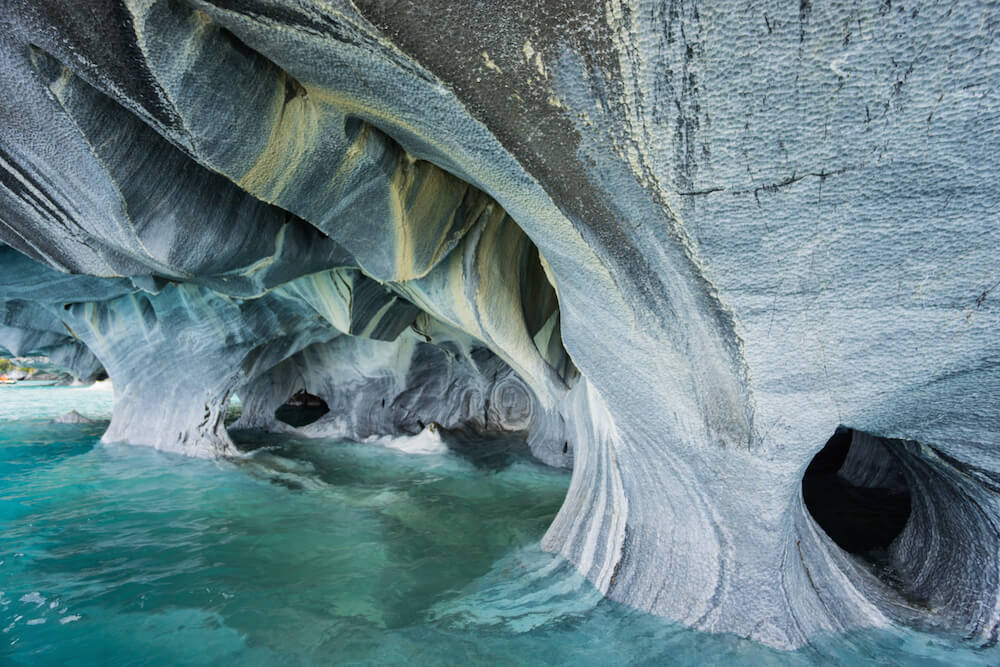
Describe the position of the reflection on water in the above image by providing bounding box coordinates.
[1,387,996,665]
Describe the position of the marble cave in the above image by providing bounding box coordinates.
[1,0,999,657]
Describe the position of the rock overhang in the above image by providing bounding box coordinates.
[0,0,998,650]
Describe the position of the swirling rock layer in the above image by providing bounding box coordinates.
[1,0,998,649]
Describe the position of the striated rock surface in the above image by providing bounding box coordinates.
[53,410,93,424]
[0,0,998,649]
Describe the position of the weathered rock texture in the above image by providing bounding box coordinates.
[0,0,997,649]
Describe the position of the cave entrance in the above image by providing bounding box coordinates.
[802,427,912,557]
[275,390,329,427]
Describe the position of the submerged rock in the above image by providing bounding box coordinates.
[53,410,93,424]
[0,0,998,650]
[364,423,448,456]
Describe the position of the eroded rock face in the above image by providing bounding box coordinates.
[53,410,93,424]
[0,0,997,649]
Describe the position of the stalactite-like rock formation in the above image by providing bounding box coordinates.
[1,0,998,650]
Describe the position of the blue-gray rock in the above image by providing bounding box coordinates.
[0,0,997,650]
[53,410,93,424]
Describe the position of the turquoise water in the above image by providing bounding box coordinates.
[1,386,996,665]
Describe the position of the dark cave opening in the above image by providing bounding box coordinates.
[802,426,912,556]
[275,390,329,427]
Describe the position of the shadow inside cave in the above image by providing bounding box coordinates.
[802,427,912,557]
[274,390,330,427]
[438,428,535,472]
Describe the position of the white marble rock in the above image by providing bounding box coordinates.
[0,0,997,649]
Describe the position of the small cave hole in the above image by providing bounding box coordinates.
[274,390,329,427]
[802,426,912,558]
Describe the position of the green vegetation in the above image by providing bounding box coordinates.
[0,357,34,375]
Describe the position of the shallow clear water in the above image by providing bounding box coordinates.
[1,386,996,665]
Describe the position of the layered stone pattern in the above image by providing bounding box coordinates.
[1,0,998,649]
